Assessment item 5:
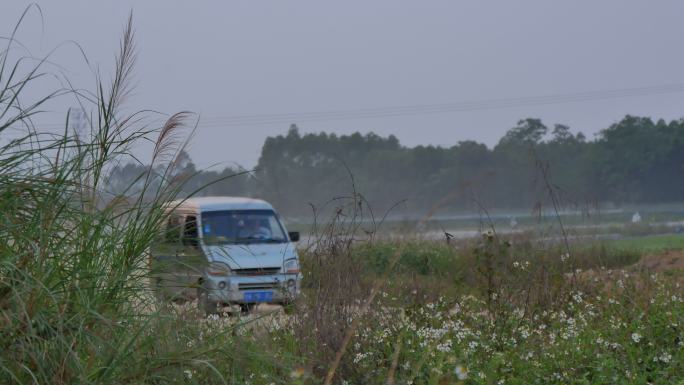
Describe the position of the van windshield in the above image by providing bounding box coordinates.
[200,210,288,244]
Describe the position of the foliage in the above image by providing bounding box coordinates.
[259,236,684,385]
[109,114,684,217]
[0,12,277,384]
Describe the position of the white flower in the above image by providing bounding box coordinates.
[353,352,367,364]
[631,333,641,343]
[436,339,452,353]
[659,352,672,363]
[183,369,193,379]
[454,365,468,380]
[572,292,583,303]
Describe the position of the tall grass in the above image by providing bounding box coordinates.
[0,11,287,384]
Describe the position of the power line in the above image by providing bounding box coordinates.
[196,83,684,125]
[12,82,684,132]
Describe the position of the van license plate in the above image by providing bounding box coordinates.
[244,291,273,302]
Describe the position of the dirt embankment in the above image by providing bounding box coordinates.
[573,249,684,289]
[638,250,684,277]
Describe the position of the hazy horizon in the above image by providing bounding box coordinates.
[3,1,684,169]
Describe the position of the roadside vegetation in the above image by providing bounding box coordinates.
[1,10,683,385]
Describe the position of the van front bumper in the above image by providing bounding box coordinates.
[203,273,301,304]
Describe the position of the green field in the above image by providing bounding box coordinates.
[608,233,684,254]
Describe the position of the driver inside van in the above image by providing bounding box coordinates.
[237,217,272,239]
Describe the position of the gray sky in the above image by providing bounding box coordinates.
[3,1,684,168]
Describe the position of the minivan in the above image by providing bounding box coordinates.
[149,197,302,314]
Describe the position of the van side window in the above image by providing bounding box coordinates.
[182,215,199,247]
[165,215,183,243]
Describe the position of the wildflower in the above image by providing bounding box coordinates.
[572,292,583,303]
[519,327,530,339]
[659,352,672,363]
[353,352,367,364]
[436,339,453,353]
[183,370,193,379]
[560,253,569,262]
[290,367,306,379]
[454,365,468,380]
[631,333,641,343]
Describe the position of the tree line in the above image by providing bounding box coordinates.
[107,115,684,217]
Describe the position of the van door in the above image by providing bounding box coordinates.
[150,213,184,299]
[177,215,206,296]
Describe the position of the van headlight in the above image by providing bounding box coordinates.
[283,259,300,274]
[207,261,231,276]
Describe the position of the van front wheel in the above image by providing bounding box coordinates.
[197,286,219,316]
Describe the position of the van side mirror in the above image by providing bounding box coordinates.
[288,231,300,242]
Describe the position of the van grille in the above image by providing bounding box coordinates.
[238,282,279,290]
[233,267,281,276]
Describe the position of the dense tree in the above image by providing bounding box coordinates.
[107,115,684,217]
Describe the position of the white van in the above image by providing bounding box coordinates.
[149,197,302,314]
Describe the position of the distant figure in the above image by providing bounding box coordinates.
[631,212,641,223]
[510,217,518,229]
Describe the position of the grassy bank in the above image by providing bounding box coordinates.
[289,234,684,384]
[608,234,684,254]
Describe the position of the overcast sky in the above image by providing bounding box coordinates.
[3,1,684,168]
